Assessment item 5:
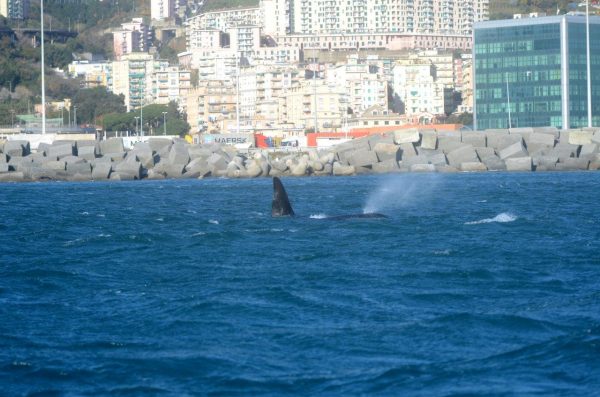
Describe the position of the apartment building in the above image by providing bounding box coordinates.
[153,65,192,108]
[279,80,349,130]
[327,56,389,113]
[393,57,453,118]
[287,0,488,35]
[68,61,113,89]
[277,32,471,52]
[186,80,238,134]
[185,6,262,32]
[0,0,28,19]
[151,0,175,21]
[113,18,151,61]
[239,64,300,127]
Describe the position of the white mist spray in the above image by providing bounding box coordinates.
[363,174,441,214]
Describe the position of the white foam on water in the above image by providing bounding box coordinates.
[192,232,206,236]
[208,219,219,225]
[310,214,328,219]
[80,211,89,216]
[97,214,105,218]
[156,218,164,222]
[465,212,517,225]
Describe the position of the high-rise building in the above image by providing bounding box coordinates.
[0,0,29,19]
[474,15,600,130]
[151,0,175,21]
[286,0,488,35]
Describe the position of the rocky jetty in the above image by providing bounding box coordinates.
[1,127,599,182]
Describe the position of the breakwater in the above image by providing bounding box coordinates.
[1,127,599,182]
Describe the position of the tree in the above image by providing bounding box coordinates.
[72,87,126,125]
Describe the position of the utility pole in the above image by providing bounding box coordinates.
[586,0,592,127]
[41,0,46,134]
[162,112,167,135]
[313,62,318,132]
[236,53,240,134]
[505,73,512,129]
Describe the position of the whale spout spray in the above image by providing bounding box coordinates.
[271,177,387,220]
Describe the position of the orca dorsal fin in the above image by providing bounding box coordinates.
[272,177,295,217]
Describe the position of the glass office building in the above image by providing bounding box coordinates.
[473,15,600,130]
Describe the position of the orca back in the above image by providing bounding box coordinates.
[272,177,295,217]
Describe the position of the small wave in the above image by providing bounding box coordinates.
[433,249,452,256]
[465,212,517,225]
[208,219,219,225]
[310,214,328,219]
[192,232,206,237]
[156,218,164,222]
[97,214,105,218]
[79,211,89,216]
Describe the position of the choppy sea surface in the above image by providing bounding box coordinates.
[1,172,599,396]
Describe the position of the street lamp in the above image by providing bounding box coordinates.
[162,111,167,135]
[10,109,15,126]
[73,106,77,128]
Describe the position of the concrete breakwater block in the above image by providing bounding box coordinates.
[348,150,378,167]
[48,143,75,160]
[168,143,190,165]
[99,138,124,155]
[4,140,30,157]
[498,141,527,160]
[0,172,26,182]
[461,131,486,147]
[460,162,488,172]
[131,142,155,168]
[482,156,506,171]
[207,153,228,172]
[164,163,186,178]
[0,162,8,173]
[373,143,400,162]
[555,157,590,171]
[147,139,172,153]
[77,145,99,161]
[103,152,127,161]
[372,158,399,173]
[368,134,394,149]
[37,142,51,156]
[333,162,355,176]
[92,162,112,180]
[579,143,598,158]
[393,129,420,145]
[188,145,213,160]
[475,147,495,160]
[67,162,92,175]
[446,145,478,167]
[506,157,532,171]
[486,131,521,150]
[410,164,436,172]
[567,131,593,146]
[532,156,558,168]
[438,138,465,154]
[401,155,430,168]
[399,142,417,159]
[526,132,555,148]
[42,160,66,171]
[420,132,437,150]
[115,157,142,179]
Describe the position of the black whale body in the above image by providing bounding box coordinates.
[271,177,388,219]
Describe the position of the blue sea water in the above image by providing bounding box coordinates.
[1,172,599,396]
